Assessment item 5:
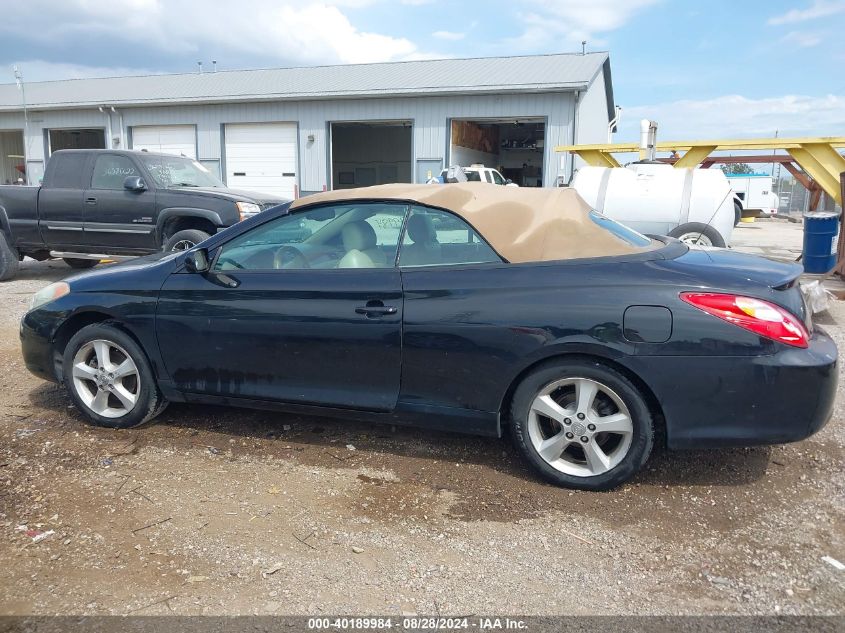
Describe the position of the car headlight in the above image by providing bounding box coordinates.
[29,282,70,311]
[236,201,262,220]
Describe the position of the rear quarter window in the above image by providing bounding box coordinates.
[589,210,653,247]
[47,154,86,188]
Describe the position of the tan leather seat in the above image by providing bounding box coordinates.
[401,213,442,266]
[338,221,387,268]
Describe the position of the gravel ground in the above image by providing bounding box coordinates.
[0,234,843,616]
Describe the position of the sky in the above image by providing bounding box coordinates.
[0,0,842,141]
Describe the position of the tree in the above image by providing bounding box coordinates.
[721,163,755,175]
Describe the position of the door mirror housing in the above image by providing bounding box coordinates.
[184,248,210,273]
[123,176,147,192]
[505,179,513,185]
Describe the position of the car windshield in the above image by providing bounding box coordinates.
[138,155,224,188]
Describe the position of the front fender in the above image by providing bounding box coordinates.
[156,207,226,241]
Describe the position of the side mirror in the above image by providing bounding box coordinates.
[123,176,147,192]
[505,179,513,185]
[184,248,209,273]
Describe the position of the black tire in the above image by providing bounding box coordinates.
[0,231,20,281]
[63,258,99,269]
[667,222,726,248]
[734,201,742,226]
[164,229,210,252]
[62,322,168,429]
[510,358,653,491]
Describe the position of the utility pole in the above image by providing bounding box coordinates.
[12,66,30,185]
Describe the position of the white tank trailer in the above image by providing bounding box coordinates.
[571,120,736,248]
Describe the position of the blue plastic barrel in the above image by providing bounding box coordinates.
[803,211,840,273]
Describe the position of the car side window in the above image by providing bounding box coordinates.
[398,206,501,268]
[91,155,139,190]
[213,203,406,271]
[491,170,506,185]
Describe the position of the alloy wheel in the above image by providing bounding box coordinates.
[71,339,141,418]
[527,377,634,477]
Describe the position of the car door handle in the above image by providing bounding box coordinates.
[355,302,397,316]
[85,197,97,204]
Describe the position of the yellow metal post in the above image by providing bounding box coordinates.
[786,143,845,206]
[577,149,621,168]
[556,137,845,204]
[673,146,716,169]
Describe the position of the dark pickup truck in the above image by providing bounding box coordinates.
[0,149,289,280]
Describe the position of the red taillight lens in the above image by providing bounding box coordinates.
[680,292,809,348]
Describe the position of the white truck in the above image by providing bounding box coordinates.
[726,173,779,217]
[438,165,518,186]
[572,162,736,248]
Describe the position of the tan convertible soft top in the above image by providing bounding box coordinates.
[290,182,652,263]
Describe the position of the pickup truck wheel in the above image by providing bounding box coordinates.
[0,232,20,281]
[63,258,99,270]
[165,229,210,252]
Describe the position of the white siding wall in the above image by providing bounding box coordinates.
[573,65,611,176]
[0,91,581,190]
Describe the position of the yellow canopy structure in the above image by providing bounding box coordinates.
[557,137,845,206]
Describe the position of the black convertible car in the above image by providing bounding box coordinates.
[20,183,837,490]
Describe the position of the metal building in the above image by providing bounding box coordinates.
[0,53,615,195]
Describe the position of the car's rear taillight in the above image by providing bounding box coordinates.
[680,292,809,348]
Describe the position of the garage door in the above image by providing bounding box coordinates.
[224,122,297,199]
[131,125,197,158]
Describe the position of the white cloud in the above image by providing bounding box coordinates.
[7,60,156,82]
[620,94,845,140]
[781,30,824,48]
[768,0,845,25]
[508,0,662,50]
[432,30,465,41]
[0,0,431,72]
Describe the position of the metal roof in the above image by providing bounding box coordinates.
[0,52,611,112]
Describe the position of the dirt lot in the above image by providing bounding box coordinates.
[1,224,843,616]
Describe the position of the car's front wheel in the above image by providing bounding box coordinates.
[63,323,168,429]
[510,359,653,490]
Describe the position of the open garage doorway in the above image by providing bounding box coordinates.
[330,121,412,189]
[0,130,25,185]
[449,118,546,187]
[48,128,106,154]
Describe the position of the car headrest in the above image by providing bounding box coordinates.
[342,220,377,251]
[407,213,437,245]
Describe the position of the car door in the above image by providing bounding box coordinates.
[37,152,90,248]
[82,153,157,250]
[397,205,505,415]
[155,202,407,411]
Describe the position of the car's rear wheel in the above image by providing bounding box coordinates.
[510,359,653,490]
[164,229,210,252]
[63,258,99,269]
[63,323,168,429]
[668,222,726,248]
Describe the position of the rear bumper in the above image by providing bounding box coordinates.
[632,327,838,449]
